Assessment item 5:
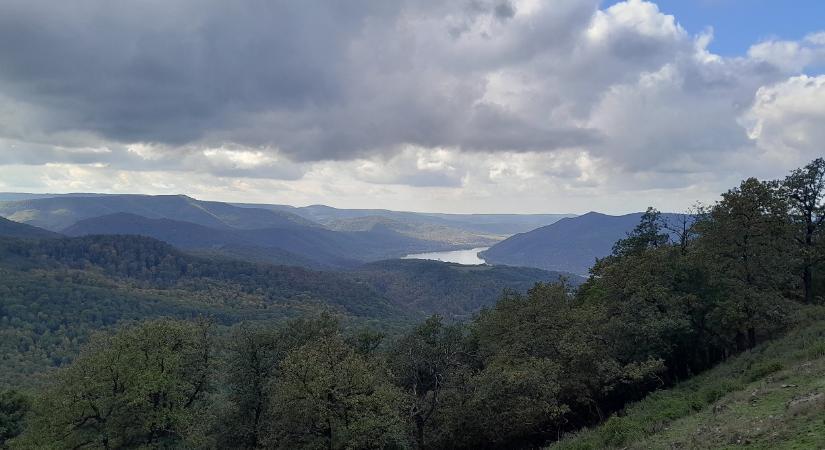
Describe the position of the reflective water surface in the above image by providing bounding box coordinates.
[402,247,489,265]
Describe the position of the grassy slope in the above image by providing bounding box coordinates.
[551,307,825,450]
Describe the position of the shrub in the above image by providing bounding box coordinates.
[747,361,783,381]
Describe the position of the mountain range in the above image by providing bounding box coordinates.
[0,192,677,275]
[0,194,315,231]
[63,212,455,268]
[481,211,686,275]
[0,193,574,268]
[252,203,573,236]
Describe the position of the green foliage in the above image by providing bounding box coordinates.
[611,207,670,257]
[0,234,406,388]
[386,316,471,449]
[694,178,796,350]
[267,334,408,450]
[214,325,284,449]
[352,259,579,319]
[213,314,343,449]
[600,416,642,447]
[550,307,825,449]
[783,157,825,303]
[0,233,567,389]
[747,361,784,382]
[459,281,663,447]
[0,391,28,449]
[457,356,567,447]
[13,319,212,449]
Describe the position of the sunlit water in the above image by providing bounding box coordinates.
[402,247,489,265]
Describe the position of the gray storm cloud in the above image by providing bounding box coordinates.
[0,0,598,162]
[0,0,824,203]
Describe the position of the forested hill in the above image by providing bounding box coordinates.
[481,211,688,275]
[351,259,581,318]
[0,216,60,239]
[0,234,403,387]
[63,212,327,268]
[0,234,399,317]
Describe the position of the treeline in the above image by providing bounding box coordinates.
[0,235,398,318]
[2,159,824,449]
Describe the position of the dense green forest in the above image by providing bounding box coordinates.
[0,232,564,390]
[0,158,823,449]
[0,235,403,388]
[348,259,580,319]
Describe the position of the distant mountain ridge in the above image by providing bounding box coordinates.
[481,211,686,275]
[0,193,579,269]
[63,212,461,269]
[62,212,321,268]
[236,203,574,236]
[0,194,316,232]
[0,193,573,238]
[325,215,503,247]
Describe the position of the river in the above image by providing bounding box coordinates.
[402,247,489,265]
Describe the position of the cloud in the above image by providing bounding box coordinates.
[0,0,824,213]
[742,75,825,166]
[748,39,825,74]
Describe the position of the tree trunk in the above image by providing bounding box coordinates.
[803,264,813,304]
[735,332,746,352]
[415,417,425,450]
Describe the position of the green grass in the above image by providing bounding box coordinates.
[550,307,825,450]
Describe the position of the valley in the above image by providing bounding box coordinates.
[0,192,673,274]
[1,2,823,448]
[0,158,822,450]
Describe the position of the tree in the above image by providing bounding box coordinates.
[611,207,670,258]
[694,178,794,349]
[662,208,699,255]
[470,282,662,447]
[266,334,408,450]
[784,157,825,303]
[217,313,343,449]
[218,326,282,449]
[15,319,213,449]
[387,316,470,450]
[0,390,28,449]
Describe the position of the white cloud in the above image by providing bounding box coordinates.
[742,75,825,167]
[747,40,823,74]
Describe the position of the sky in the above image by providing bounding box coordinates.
[0,0,824,214]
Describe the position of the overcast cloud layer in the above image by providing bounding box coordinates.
[1,0,824,213]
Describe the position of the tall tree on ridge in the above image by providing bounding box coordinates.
[694,178,793,349]
[784,158,825,303]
